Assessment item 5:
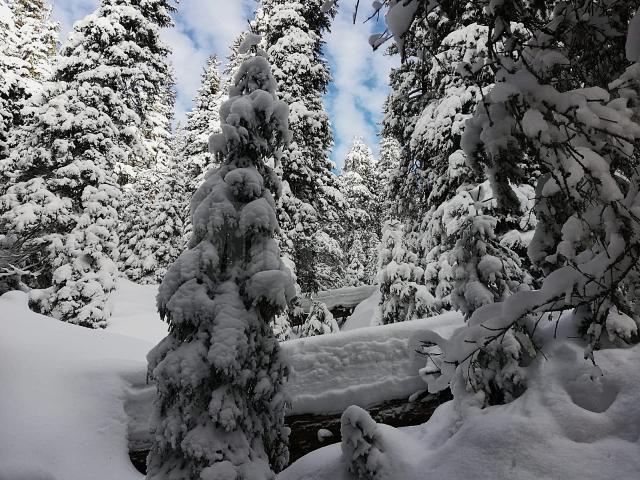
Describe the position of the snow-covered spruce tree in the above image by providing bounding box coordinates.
[0,0,27,163]
[0,6,144,326]
[339,137,381,286]
[300,300,339,337]
[344,238,367,287]
[11,0,58,83]
[376,135,401,221]
[118,153,189,285]
[0,0,57,163]
[0,1,30,291]
[139,73,176,171]
[117,79,181,283]
[256,0,346,293]
[415,1,640,407]
[181,55,225,193]
[85,0,175,176]
[382,6,538,320]
[146,51,296,479]
[377,219,438,324]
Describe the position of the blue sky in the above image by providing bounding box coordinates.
[51,0,396,170]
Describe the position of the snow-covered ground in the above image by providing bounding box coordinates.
[0,280,462,478]
[5,280,636,480]
[107,278,167,344]
[0,290,149,480]
[280,318,640,480]
[285,311,462,415]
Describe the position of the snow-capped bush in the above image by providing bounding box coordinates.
[300,300,339,337]
[378,219,439,324]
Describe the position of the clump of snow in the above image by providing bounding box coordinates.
[317,429,334,443]
[0,291,151,480]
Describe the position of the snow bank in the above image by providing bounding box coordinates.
[282,312,463,415]
[301,285,378,312]
[0,291,151,480]
[341,289,381,331]
[280,326,640,480]
[108,278,167,344]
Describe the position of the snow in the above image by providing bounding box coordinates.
[0,0,12,27]
[107,278,167,344]
[301,285,378,312]
[341,288,381,331]
[284,312,463,415]
[627,8,640,62]
[0,290,150,480]
[279,325,640,480]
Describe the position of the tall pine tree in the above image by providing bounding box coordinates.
[256,0,345,293]
[0,4,144,326]
[147,50,295,479]
[339,137,380,286]
[378,3,536,322]
[11,0,58,83]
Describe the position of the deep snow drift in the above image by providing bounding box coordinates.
[0,281,462,478]
[0,290,149,480]
[3,281,638,480]
[280,318,640,480]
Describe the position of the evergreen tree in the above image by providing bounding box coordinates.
[117,80,180,284]
[118,155,188,285]
[376,135,401,221]
[300,300,339,337]
[375,4,537,323]
[146,51,295,479]
[11,0,58,83]
[0,0,30,290]
[256,0,345,293]
[0,0,27,163]
[109,0,177,284]
[182,55,224,192]
[377,219,438,324]
[93,0,175,176]
[339,137,381,286]
[0,5,144,326]
[398,0,640,406]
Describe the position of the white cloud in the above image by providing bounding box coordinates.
[325,0,398,170]
[51,0,96,41]
[162,0,254,125]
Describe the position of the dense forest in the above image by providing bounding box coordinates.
[2,1,640,479]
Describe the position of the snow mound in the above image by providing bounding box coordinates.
[0,291,151,480]
[341,288,381,331]
[283,312,463,415]
[302,285,378,312]
[279,334,640,480]
[107,278,167,344]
